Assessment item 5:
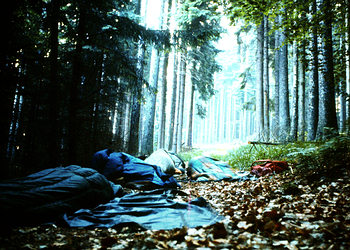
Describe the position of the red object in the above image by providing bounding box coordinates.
[251,159,288,177]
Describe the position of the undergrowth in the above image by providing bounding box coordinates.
[180,136,350,173]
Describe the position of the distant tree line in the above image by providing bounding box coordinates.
[0,0,221,179]
[214,0,350,142]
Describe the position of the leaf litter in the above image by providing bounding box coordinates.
[1,167,349,249]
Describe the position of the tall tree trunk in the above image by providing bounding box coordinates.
[168,51,178,151]
[263,16,270,141]
[316,0,338,139]
[347,0,350,134]
[298,41,306,141]
[68,2,85,164]
[176,53,187,152]
[187,79,195,148]
[307,0,319,141]
[279,13,290,142]
[256,20,264,140]
[290,43,299,141]
[157,0,171,149]
[273,20,280,141]
[158,52,169,149]
[1,3,19,178]
[128,0,145,155]
[48,0,60,167]
[141,46,160,155]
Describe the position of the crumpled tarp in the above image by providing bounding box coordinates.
[188,156,256,182]
[64,189,224,230]
[91,149,180,189]
[0,165,117,227]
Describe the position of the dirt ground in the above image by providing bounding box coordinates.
[1,166,349,249]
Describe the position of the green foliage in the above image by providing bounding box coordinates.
[226,143,295,170]
[225,136,350,174]
[178,148,205,162]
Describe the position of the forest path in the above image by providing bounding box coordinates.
[193,142,245,157]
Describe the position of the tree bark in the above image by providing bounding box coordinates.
[48,0,60,167]
[176,52,187,152]
[278,13,290,142]
[158,52,169,149]
[141,46,160,155]
[307,0,319,141]
[128,0,145,155]
[290,43,299,141]
[68,2,85,164]
[168,51,178,151]
[316,0,338,139]
[263,16,270,141]
[187,79,195,148]
[298,41,306,141]
[273,20,280,140]
[256,20,264,140]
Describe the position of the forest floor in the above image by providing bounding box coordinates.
[0,161,349,249]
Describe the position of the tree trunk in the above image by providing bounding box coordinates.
[158,52,169,149]
[256,20,264,140]
[68,2,85,164]
[279,13,290,142]
[347,0,350,134]
[298,41,306,141]
[290,43,299,141]
[176,53,187,152]
[141,46,160,155]
[316,0,338,139]
[263,16,270,141]
[307,0,319,141]
[128,0,145,155]
[187,79,195,148]
[273,20,280,141]
[48,0,60,167]
[168,51,178,151]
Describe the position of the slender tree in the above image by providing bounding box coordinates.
[290,43,299,141]
[307,0,319,141]
[48,0,60,167]
[256,20,264,140]
[279,13,290,142]
[263,15,270,141]
[316,0,338,139]
[176,52,187,152]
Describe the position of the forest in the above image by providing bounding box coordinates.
[1,0,350,248]
[1,0,350,178]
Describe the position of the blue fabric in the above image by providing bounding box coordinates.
[188,156,255,182]
[0,165,116,227]
[91,149,180,189]
[64,189,224,230]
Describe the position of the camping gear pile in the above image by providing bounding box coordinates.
[0,148,288,230]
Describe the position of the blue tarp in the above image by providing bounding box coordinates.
[188,156,255,182]
[64,189,224,230]
[91,149,180,189]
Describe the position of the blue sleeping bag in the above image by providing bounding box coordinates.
[91,149,180,189]
[0,165,117,227]
[187,156,254,182]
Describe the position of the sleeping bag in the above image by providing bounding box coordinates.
[91,149,180,189]
[188,156,254,182]
[0,165,117,227]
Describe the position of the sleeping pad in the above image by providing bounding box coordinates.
[188,156,256,182]
[0,165,118,227]
[91,149,180,189]
[64,188,224,230]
